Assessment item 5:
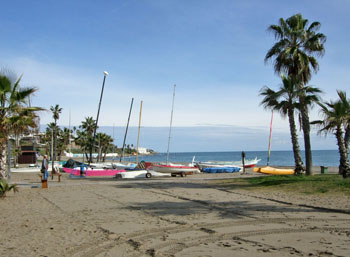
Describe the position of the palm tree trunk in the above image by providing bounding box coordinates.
[0,145,7,180]
[288,108,304,173]
[335,126,350,177]
[103,150,107,162]
[299,97,313,175]
[14,134,19,168]
[53,127,56,162]
[344,124,350,152]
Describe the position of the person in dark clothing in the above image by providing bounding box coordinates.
[41,155,49,180]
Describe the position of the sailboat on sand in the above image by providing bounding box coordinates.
[150,85,200,177]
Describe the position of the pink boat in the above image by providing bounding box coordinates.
[63,167,125,177]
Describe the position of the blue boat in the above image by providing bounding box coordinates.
[202,166,241,173]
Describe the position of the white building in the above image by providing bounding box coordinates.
[137,147,150,154]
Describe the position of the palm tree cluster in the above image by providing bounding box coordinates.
[0,70,43,180]
[41,114,117,163]
[41,122,72,161]
[74,117,115,162]
[263,13,326,175]
[260,75,322,174]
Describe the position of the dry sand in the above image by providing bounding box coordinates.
[1,169,350,257]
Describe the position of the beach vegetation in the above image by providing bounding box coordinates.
[265,13,326,176]
[0,70,43,180]
[313,91,350,177]
[0,178,18,198]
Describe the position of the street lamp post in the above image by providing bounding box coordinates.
[89,71,108,165]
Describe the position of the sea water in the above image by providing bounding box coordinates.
[118,150,346,167]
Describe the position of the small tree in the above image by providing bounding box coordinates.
[314,91,350,177]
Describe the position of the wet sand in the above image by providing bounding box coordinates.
[1,169,349,257]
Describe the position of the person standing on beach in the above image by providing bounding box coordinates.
[41,155,49,180]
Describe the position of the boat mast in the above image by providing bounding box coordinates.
[120,97,134,162]
[166,85,176,165]
[69,108,72,153]
[267,111,273,166]
[112,123,115,162]
[136,100,143,163]
[89,71,108,165]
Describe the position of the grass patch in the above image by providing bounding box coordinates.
[211,174,350,195]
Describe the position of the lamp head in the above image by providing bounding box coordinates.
[104,71,109,76]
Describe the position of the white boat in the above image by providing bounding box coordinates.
[116,170,171,179]
[150,164,200,176]
[196,157,260,169]
[90,162,136,170]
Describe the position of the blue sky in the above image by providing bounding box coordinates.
[1,0,349,151]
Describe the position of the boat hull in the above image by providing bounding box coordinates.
[63,167,125,177]
[196,157,260,169]
[202,166,241,173]
[253,166,295,175]
[151,165,200,174]
[116,170,171,179]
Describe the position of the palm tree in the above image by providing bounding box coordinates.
[50,104,62,162]
[80,117,96,136]
[265,14,326,175]
[0,71,42,180]
[260,75,304,173]
[79,117,97,162]
[61,127,72,154]
[43,123,58,159]
[8,109,38,167]
[314,91,350,177]
[99,133,113,162]
[337,91,350,151]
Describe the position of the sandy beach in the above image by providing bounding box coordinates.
[1,169,350,257]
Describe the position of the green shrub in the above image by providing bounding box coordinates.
[0,179,19,198]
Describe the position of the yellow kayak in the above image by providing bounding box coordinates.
[253,166,295,175]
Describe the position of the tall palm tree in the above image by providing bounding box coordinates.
[75,130,90,160]
[314,91,350,177]
[260,75,304,173]
[50,104,62,162]
[55,128,66,161]
[337,91,350,151]
[79,117,97,162]
[265,13,326,175]
[80,117,96,137]
[0,71,42,179]
[43,122,58,159]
